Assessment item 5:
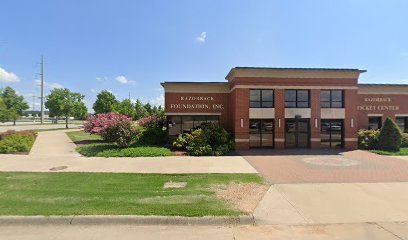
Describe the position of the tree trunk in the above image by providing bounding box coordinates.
[66,117,69,129]
[13,120,16,126]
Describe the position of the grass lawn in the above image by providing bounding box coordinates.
[0,172,263,216]
[66,131,175,157]
[371,148,408,156]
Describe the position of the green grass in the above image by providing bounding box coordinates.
[66,131,175,157]
[0,172,263,216]
[66,130,103,142]
[371,147,408,156]
[77,143,175,157]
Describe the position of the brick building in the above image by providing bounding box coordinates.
[162,67,408,150]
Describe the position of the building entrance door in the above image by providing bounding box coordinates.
[249,119,274,148]
[285,119,310,148]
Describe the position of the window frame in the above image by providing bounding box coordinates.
[396,116,408,133]
[167,115,220,137]
[285,90,310,108]
[249,89,274,108]
[320,90,344,108]
[368,116,382,130]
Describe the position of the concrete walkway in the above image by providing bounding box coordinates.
[0,130,257,174]
[254,182,408,225]
[0,124,80,132]
[1,223,407,240]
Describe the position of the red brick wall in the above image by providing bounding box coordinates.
[274,89,285,149]
[310,89,321,149]
[357,94,408,129]
[230,88,249,149]
[344,89,359,149]
[164,92,231,131]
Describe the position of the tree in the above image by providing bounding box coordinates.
[117,99,137,118]
[93,90,119,114]
[45,88,87,128]
[0,98,11,123]
[134,99,148,120]
[1,86,29,125]
[378,117,402,152]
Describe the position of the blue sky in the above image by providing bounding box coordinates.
[1,0,407,112]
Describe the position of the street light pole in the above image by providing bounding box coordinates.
[40,56,44,124]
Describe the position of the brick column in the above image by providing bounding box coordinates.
[274,89,285,149]
[310,89,321,149]
[344,89,358,150]
[232,88,249,149]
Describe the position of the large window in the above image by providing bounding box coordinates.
[368,116,382,130]
[320,90,344,108]
[250,90,274,108]
[396,117,408,133]
[285,90,309,108]
[167,115,220,139]
[321,119,344,148]
[249,119,274,148]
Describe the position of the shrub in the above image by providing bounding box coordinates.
[173,123,234,156]
[358,129,380,150]
[0,130,37,153]
[83,112,139,146]
[401,133,408,148]
[138,114,167,145]
[378,118,402,152]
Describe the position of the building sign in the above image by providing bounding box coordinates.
[357,97,399,111]
[169,96,225,110]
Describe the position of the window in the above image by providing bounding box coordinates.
[396,117,408,133]
[368,116,382,130]
[285,90,309,108]
[250,90,274,108]
[320,90,344,108]
[167,115,220,139]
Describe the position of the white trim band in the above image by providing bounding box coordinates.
[344,138,358,141]
[231,85,358,92]
[235,139,249,143]
[274,138,285,142]
[165,113,222,116]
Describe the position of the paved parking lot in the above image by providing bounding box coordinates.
[239,149,408,183]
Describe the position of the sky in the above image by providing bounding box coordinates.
[0,0,408,112]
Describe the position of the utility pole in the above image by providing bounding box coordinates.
[129,92,131,100]
[40,56,44,124]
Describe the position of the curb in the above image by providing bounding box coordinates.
[0,215,255,226]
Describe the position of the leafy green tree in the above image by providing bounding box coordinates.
[45,88,87,128]
[144,103,153,115]
[134,99,148,120]
[117,99,137,118]
[1,86,29,125]
[93,90,119,114]
[378,117,402,152]
[0,98,11,123]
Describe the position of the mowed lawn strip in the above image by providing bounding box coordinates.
[371,148,408,156]
[0,172,263,216]
[66,131,175,157]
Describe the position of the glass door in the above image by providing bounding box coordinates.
[249,119,274,148]
[285,119,310,148]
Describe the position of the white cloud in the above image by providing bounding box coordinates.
[90,88,97,93]
[115,75,135,84]
[0,67,20,83]
[196,32,207,43]
[35,80,63,89]
[149,94,164,106]
[96,76,108,81]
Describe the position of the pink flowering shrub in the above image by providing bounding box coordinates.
[137,114,167,145]
[138,114,165,128]
[83,112,139,146]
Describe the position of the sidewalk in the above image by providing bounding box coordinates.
[0,130,257,174]
[0,222,406,240]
